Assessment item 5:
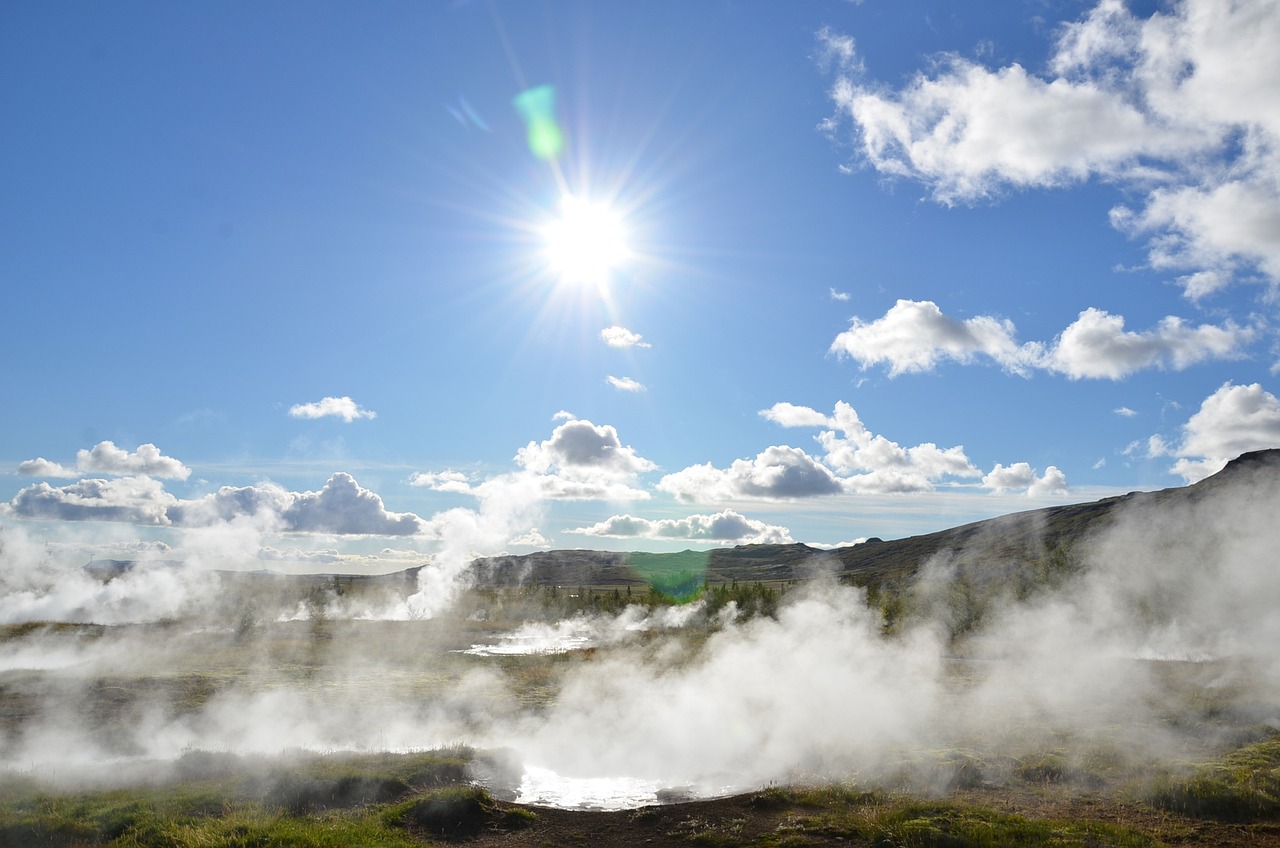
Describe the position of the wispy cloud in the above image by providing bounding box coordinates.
[600,325,651,349]
[288,396,377,423]
[607,375,646,392]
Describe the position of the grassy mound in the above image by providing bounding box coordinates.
[388,785,535,839]
[1150,734,1280,821]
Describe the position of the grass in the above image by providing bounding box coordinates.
[1148,733,1280,820]
[386,784,536,838]
[652,787,1165,847]
[854,801,1162,847]
[0,748,480,847]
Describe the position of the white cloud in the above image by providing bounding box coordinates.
[658,446,845,503]
[7,476,178,525]
[8,471,426,537]
[663,401,982,501]
[816,402,980,494]
[506,417,655,501]
[830,299,1030,376]
[17,441,191,480]
[408,470,474,494]
[1168,382,1280,481]
[822,0,1280,296]
[829,288,851,302]
[411,417,656,508]
[607,375,646,392]
[173,473,422,535]
[759,402,832,429]
[1123,434,1173,459]
[600,325,651,349]
[282,472,421,535]
[1044,308,1253,379]
[509,528,552,548]
[1114,407,1138,417]
[16,458,76,478]
[288,396,377,423]
[516,418,655,478]
[982,462,1070,496]
[567,509,794,545]
[815,25,860,75]
[830,300,1251,380]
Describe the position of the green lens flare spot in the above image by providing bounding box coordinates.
[512,84,564,160]
[625,550,709,604]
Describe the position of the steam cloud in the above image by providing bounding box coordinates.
[1,460,1278,806]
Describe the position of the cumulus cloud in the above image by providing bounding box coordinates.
[600,326,651,349]
[1166,382,1280,481]
[7,471,424,537]
[567,509,794,545]
[658,446,845,503]
[411,417,657,507]
[18,441,191,480]
[982,462,1070,496]
[607,375,646,392]
[516,418,655,480]
[830,300,1030,376]
[831,300,1251,380]
[283,473,420,535]
[817,402,980,493]
[175,473,422,536]
[7,476,178,525]
[508,528,552,548]
[663,402,984,502]
[821,0,1280,296]
[16,458,76,478]
[288,396,377,422]
[1043,308,1253,379]
[759,402,832,429]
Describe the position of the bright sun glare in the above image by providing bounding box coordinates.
[542,195,629,285]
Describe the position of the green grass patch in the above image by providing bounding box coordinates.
[1149,734,1280,821]
[761,800,1161,848]
[0,747,481,847]
[386,784,535,839]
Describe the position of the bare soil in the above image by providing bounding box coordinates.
[451,788,1280,848]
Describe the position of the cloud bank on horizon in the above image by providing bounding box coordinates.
[2,0,1279,562]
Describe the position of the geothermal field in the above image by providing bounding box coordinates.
[3,452,1280,846]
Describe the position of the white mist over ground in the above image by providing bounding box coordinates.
[2,468,1279,808]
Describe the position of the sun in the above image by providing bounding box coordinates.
[541,195,629,285]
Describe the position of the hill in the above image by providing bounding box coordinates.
[468,448,1280,589]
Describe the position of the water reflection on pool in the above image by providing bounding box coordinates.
[515,764,693,810]
[457,619,595,656]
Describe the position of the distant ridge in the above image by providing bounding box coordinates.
[85,450,1280,589]
[469,448,1280,588]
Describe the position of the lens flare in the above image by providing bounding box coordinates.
[512,84,563,160]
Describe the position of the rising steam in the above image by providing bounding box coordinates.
[1,459,1278,806]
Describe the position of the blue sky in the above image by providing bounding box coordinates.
[3,0,1279,570]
